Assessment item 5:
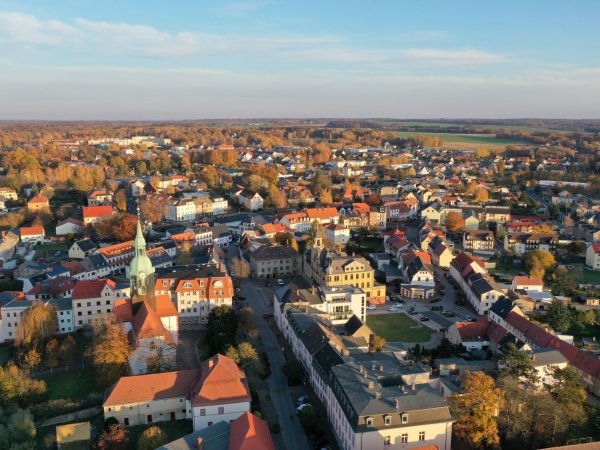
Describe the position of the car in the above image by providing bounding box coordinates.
[276,278,285,286]
[465,316,476,322]
[297,395,310,405]
[386,306,398,312]
[419,316,430,322]
[265,281,273,287]
[367,305,377,310]
[297,403,312,413]
[54,251,62,257]
[439,328,448,333]
[385,296,391,302]
[409,310,418,316]
[262,313,273,319]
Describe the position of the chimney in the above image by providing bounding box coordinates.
[395,397,400,410]
[208,358,214,370]
[368,381,375,389]
[411,383,416,391]
[311,285,316,295]
[196,437,204,450]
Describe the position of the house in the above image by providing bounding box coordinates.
[27,194,49,212]
[586,243,600,270]
[71,278,123,329]
[399,250,435,300]
[511,275,544,292]
[103,354,251,431]
[234,188,263,211]
[87,189,113,206]
[157,412,275,450]
[56,218,84,236]
[0,297,73,342]
[504,232,557,256]
[166,198,197,222]
[450,252,501,315]
[83,205,116,226]
[306,207,340,225]
[428,237,453,269]
[69,239,98,259]
[530,348,568,387]
[464,215,480,231]
[324,223,350,246]
[276,212,310,232]
[244,245,302,279]
[19,226,45,244]
[463,230,495,253]
[447,318,491,351]
[0,187,18,201]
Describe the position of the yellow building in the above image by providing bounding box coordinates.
[303,236,386,304]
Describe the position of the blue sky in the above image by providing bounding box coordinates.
[0,0,599,119]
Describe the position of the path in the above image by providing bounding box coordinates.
[37,406,102,428]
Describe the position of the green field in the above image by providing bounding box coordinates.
[393,131,529,146]
[571,269,600,284]
[41,366,102,400]
[33,242,71,252]
[367,313,434,343]
[389,121,571,133]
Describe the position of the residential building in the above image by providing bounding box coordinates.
[304,235,385,304]
[0,187,18,201]
[399,250,435,300]
[234,188,263,211]
[306,207,340,225]
[450,252,502,315]
[276,212,311,233]
[511,275,544,292]
[324,223,351,247]
[586,243,600,270]
[103,354,251,430]
[27,194,49,212]
[166,198,197,222]
[87,189,113,206]
[504,232,557,256]
[210,197,228,216]
[69,239,98,259]
[83,205,116,226]
[71,278,124,328]
[244,245,302,279]
[56,218,84,236]
[463,230,495,253]
[19,226,45,244]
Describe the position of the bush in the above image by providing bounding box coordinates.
[30,392,104,420]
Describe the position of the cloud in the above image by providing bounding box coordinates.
[0,11,80,45]
[404,48,506,66]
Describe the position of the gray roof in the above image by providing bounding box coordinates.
[74,238,97,252]
[531,348,568,367]
[157,421,229,450]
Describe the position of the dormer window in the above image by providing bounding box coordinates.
[183,282,193,288]
[366,417,374,428]
[384,415,392,426]
[401,413,408,424]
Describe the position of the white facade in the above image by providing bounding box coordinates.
[325,225,351,246]
[166,199,196,222]
[191,400,250,431]
[211,198,228,215]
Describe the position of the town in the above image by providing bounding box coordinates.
[0,119,600,450]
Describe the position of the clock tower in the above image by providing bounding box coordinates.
[130,217,155,300]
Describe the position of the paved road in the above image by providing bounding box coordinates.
[242,280,310,450]
[176,329,203,370]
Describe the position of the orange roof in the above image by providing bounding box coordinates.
[305,207,338,220]
[191,354,251,407]
[352,202,370,214]
[260,223,288,235]
[98,241,134,257]
[229,412,275,450]
[28,195,48,204]
[103,369,200,406]
[20,226,45,236]
[83,205,114,220]
[456,318,491,341]
[113,298,133,323]
[171,231,196,242]
[513,275,543,286]
[282,212,308,222]
[72,279,115,300]
[154,294,178,317]
[131,301,173,342]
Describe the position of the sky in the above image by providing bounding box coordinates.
[0,0,599,120]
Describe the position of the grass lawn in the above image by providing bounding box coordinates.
[126,419,193,447]
[0,344,10,364]
[40,366,103,400]
[367,313,434,343]
[33,242,71,252]
[572,269,600,284]
[393,131,530,146]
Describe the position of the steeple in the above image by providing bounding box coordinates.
[130,213,155,300]
[134,216,146,255]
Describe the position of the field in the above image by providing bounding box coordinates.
[389,121,570,133]
[367,313,434,343]
[41,366,102,400]
[571,268,600,284]
[393,131,530,151]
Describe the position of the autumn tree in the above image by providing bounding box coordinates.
[474,187,490,203]
[237,307,258,339]
[524,249,556,277]
[88,319,132,386]
[373,335,386,352]
[45,338,61,369]
[474,147,491,159]
[267,184,287,211]
[532,224,554,233]
[139,195,165,223]
[177,241,193,265]
[112,214,138,241]
[318,189,333,205]
[115,188,127,211]
[14,301,57,352]
[21,348,41,375]
[225,342,264,390]
[96,424,129,450]
[449,371,504,449]
[0,362,47,406]
[231,257,249,279]
[445,212,465,233]
[137,426,167,450]
[145,340,176,374]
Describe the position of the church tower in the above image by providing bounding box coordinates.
[130,217,155,300]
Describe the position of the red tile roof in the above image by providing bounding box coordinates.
[28,194,49,204]
[229,412,275,450]
[103,369,200,407]
[512,275,543,286]
[154,294,178,317]
[20,226,45,236]
[456,318,491,341]
[131,301,173,342]
[113,298,133,323]
[72,279,115,300]
[83,205,115,220]
[191,353,251,407]
[305,207,338,220]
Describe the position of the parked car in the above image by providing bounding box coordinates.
[262,313,273,319]
[297,403,312,413]
[386,306,398,312]
[277,278,285,286]
[409,310,418,316]
[419,316,430,322]
[465,316,476,322]
[367,305,377,311]
[297,395,310,405]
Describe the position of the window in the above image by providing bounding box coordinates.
[401,413,408,424]
[218,407,224,414]
[124,418,129,426]
[200,409,206,416]
[401,434,408,444]
[384,415,391,426]
[419,431,425,442]
[366,417,373,428]
[384,436,391,446]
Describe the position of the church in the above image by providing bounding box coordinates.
[114,217,179,375]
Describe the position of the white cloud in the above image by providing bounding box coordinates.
[0,11,80,45]
[404,48,506,66]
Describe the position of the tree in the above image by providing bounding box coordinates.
[231,257,249,279]
[524,249,556,277]
[112,214,138,241]
[497,342,539,386]
[546,299,572,332]
[146,340,176,374]
[14,300,57,352]
[318,189,333,205]
[88,319,132,386]
[95,424,129,450]
[206,305,238,355]
[137,426,167,450]
[45,338,60,369]
[474,187,489,203]
[532,224,554,234]
[282,360,303,386]
[547,366,586,423]
[474,147,491,159]
[237,307,258,339]
[59,335,76,368]
[21,349,41,375]
[449,371,504,449]
[115,188,127,211]
[139,195,165,223]
[177,241,192,265]
[267,184,287,211]
[0,409,37,450]
[373,335,385,352]
[0,362,47,406]
[446,212,465,233]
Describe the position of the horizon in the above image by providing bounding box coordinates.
[1,0,600,119]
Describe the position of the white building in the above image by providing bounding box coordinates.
[166,198,197,222]
[210,197,228,215]
[324,224,351,246]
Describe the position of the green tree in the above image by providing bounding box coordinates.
[546,299,572,332]
[237,307,258,339]
[0,409,37,450]
[137,426,167,450]
[206,305,238,355]
[0,363,47,406]
[282,360,303,386]
[497,342,539,386]
[547,366,586,424]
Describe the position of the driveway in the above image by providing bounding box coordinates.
[176,329,203,369]
[242,280,310,450]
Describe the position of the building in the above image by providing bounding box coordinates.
[0,187,18,201]
[103,354,251,430]
[324,223,351,247]
[276,212,311,233]
[306,207,340,225]
[154,264,234,327]
[157,412,275,450]
[504,232,557,256]
[71,278,123,329]
[234,188,263,211]
[83,205,116,226]
[399,250,435,300]
[511,275,544,292]
[0,298,73,342]
[447,318,491,351]
[586,243,600,270]
[56,218,84,236]
[244,245,302,279]
[27,194,49,212]
[450,252,502,315]
[69,239,98,259]
[87,189,113,206]
[166,198,197,222]
[304,235,385,304]
[19,226,45,244]
[463,230,495,253]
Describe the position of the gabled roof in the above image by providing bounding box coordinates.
[82,205,115,220]
[131,301,173,342]
[72,279,115,300]
[229,412,275,450]
[20,226,45,236]
[113,298,134,323]
[28,194,49,204]
[191,354,251,407]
